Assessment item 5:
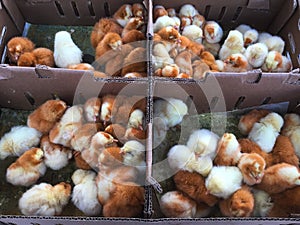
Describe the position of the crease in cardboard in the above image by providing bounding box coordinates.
[247,0,270,10]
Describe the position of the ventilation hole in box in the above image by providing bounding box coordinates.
[232,7,243,22]
[204,5,211,18]
[298,54,300,67]
[234,96,245,109]
[217,6,226,21]
[298,18,300,31]
[87,0,96,17]
[288,33,296,54]
[54,1,65,16]
[24,92,35,106]
[261,97,271,105]
[0,26,7,47]
[71,1,80,18]
[210,96,219,110]
[104,2,110,17]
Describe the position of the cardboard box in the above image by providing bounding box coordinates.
[0,0,300,224]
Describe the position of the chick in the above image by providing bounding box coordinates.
[258,32,272,43]
[244,43,268,68]
[127,109,144,130]
[16,52,36,67]
[173,170,219,207]
[262,35,285,53]
[100,94,115,127]
[255,163,300,194]
[162,97,188,128]
[68,63,95,71]
[153,15,176,33]
[18,182,71,216]
[154,5,168,21]
[223,53,251,72]
[104,123,127,141]
[73,151,92,170]
[186,129,220,159]
[167,145,194,172]
[90,18,123,48]
[70,123,98,152]
[121,47,147,75]
[219,30,245,60]
[202,40,220,57]
[83,97,101,123]
[95,32,122,63]
[235,24,251,35]
[132,3,145,18]
[102,182,144,217]
[272,55,292,72]
[113,4,133,27]
[180,16,192,31]
[252,189,273,217]
[248,112,284,153]
[167,8,176,17]
[243,28,259,47]
[282,113,300,158]
[200,51,219,71]
[40,135,72,170]
[6,147,46,187]
[152,42,174,70]
[54,31,82,68]
[174,50,193,76]
[238,153,266,186]
[27,99,67,134]
[98,146,123,171]
[214,133,242,166]
[121,17,145,44]
[17,47,55,67]
[261,50,283,72]
[205,166,243,199]
[192,60,211,79]
[219,186,254,217]
[0,126,42,160]
[238,109,270,136]
[71,169,102,216]
[203,21,223,44]
[159,191,197,218]
[179,4,199,19]
[192,14,206,28]
[182,25,203,43]
[124,127,147,141]
[7,36,35,65]
[157,26,181,44]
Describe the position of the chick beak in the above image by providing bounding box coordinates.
[113,138,118,143]
[138,124,144,131]
[119,148,126,155]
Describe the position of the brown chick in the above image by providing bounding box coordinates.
[192,60,210,79]
[27,99,67,134]
[95,32,122,63]
[104,123,127,141]
[255,163,300,194]
[68,63,94,71]
[223,53,251,72]
[98,146,124,170]
[175,50,193,76]
[90,18,123,48]
[73,150,92,170]
[17,52,36,67]
[113,4,133,27]
[105,54,124,76]
[122,30,146,44]
[124,127,147,141]
[7,37,35,65]
[271,135,299,167]
[238,109,270,136]
[157,26,181,43]
[102,182,144,217]
[132,3,145,18]
[100,94,116,127]
[219,186,254,217]
[154,5,168,21]
[122,17,144,37]
[173,170,219,207]
[121,47,147,75]
[200,51,219,71]
[83,97,101,123]
[161,64,180,77]
[18,47,54,67]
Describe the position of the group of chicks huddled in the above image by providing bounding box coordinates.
[152,4,292,79]
[160,109,300,218]
[0,95,147,217]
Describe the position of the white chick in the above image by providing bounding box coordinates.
[282,114,300,158]
[223,53,251,72]
[167,8,176,17]
[18,182,71,216]
[6,147,46,187]
[179,4,199,19]
[203,21,223,44]
[258,32,272,43]
[153,15,176,33]
[192,14,206,28]
[243,28,259,47]
[219,30,245,60]
[59,105,84,125]
[54,31,82,68]
[186,129,220,159]
[252,189,273,217]
[205,166,243,199]
[71,169,102,216]
[167,145,194,172]
[235,24,251,35]
[160,191,197,218]
[164,98,188,128]
[263,35,285,54]
[152,43,174,70]
[272,55,292,72]
[245,42,268,68]
[128,109,144,130]
[261,50,283,72]
[0,125,42,160]
[182,25,203,43]
[248,112,284,153]
[171,16,181,31]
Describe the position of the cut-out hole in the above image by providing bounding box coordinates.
[54,1,65,16]
[71,1,80,18]
[298,54,300,67]
[0,26,7,47]
[232,6,242,22]
[288,33,296,54]
[24,92,35,106]
[234,96,245,109]
[298,18,300,31]
[104,2,110,17]
[261,97,271,105]
[87,0,95,17]
[218,7,226,21]
[204,5,211,18]
[210,96,219,110]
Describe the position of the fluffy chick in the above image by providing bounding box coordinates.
[238,109,270,136]
[68,63,94,71]
[132,3,145,18]
[203,21,223,44]
[73,151,92,170]
[205,166,243,199]
[113,4,133,27]
[272,55,292,72]
[214,133,242,166]
[7,37,35,65]
[104,123,126,140]
[192,14,206,28]
[243,29,259,47]
[54,31,82,68]
[18,182,71,216]
[70,123,98,152]
[223,53,251,72]
[157,26,181,44]
[154,5,168,21]
[159,191,197,218]
[219,186,254,217]
[40,135,72,170]
[95,32,122,62]
[282,113,300,158]
[98,146,124,170]
[163,98,188,128]
[83,97,101,123]
[17,47,54,67]
[102,182,144,217]
[255,163,300,194]
[192,60,211,79]
[262,35,285,54]
[179,4,199,19]
[261,50,283,72]
[175,50,193,76]
[245,43,268,68]
[174,170,219,207]
[235,24,251,35]
[27,99,67,134]
[252,189,273,217]
[238,153,266,185]
[153,15,176,33]
[0,126,42,160]
[219,30,245,60]
[71,169,102,216]
[248,112,284,153]
[6,147,46,186]
[200,51,219,71]
[161,63,180,77]
[100,94,115,127]
[121,47,147,75]
[182,25,203,43]
[121,17,145,43]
